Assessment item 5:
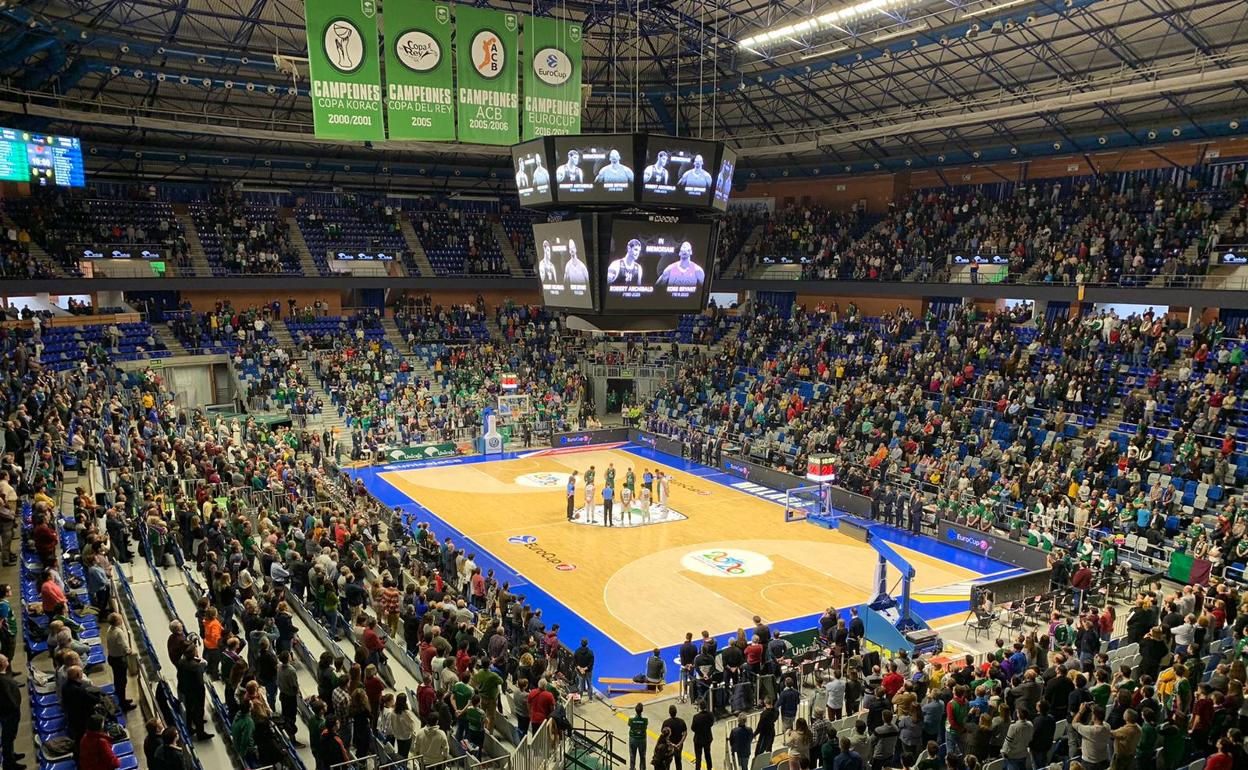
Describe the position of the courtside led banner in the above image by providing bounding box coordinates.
[455,6,519,145]
[383,0,455,140]
[305,0,385,140]
[522,16,583,139]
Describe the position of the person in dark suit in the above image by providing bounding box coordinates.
[753,698,778,756]
[0,654,23,770]
[62,665,106,746]
[176,644,213,740]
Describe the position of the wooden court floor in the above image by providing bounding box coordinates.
[381,449,981,653]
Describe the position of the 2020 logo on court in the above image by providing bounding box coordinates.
[681,548,773,579]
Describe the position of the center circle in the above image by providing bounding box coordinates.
[680,548,774,579]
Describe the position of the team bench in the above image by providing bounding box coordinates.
[599,677,665,695]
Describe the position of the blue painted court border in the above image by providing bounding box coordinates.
[345,444,1017,681]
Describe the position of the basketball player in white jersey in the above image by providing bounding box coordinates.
[583,464,596,522]
[639,484,653,524]
[657,470,670,509]
[620,485,633,523]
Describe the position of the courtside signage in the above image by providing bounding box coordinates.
[305,0,385,140]
[384,0,455,140]
[455,6,519,145]
[522,16,582,139]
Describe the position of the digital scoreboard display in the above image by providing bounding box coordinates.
[534,219,595,310]
[551,135,636,204]
[512,138,553,205]
[712,147,736,211]
[0,127,86,187]
[601,216,715,313]
[639,136,718,207]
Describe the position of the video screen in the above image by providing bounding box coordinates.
[602,217,714,312]
[534,220,594,310]
[712,147,736,211]
[0,126,86,187]
[640,137,717,206]
[551,135,635,203]
[512,139,553,206]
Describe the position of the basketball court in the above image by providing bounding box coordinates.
[348,442,1017,677]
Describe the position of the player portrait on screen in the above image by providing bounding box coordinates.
[594,149,634,186]
[606,238,645,285]
[538,240,559,284]
[655,241,705,289]
[531,155,550,187]
[677,154,713,192]
[515,161,529,190]
[556,149,584,184]
[643,151,670,185]
[715,158,733,199]
[563,239,590,285]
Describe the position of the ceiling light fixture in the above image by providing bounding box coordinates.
[870,24,927,43]
[799,44,849,60]
[740,0,923,50]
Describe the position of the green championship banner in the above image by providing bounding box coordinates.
[305,0,385,140]
[383,442,460,462]
[455,6,519,145]
[383,0,455,140]
[522,16,583,139]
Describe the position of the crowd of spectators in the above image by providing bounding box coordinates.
[168,302,275,352]
[4,328,1246,770]
[320,301,587,456]
[646,299,1248,578]
[195,190,298,275]
[1,225,54,279]
[3,190,190,274]
[12,350,579,769]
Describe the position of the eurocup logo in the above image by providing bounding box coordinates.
[507,535,537,545]
[947,528,990,551]
[533,46,572,86]
[560,434,592,445]
[638,434,657,448]
[725,460,750,479]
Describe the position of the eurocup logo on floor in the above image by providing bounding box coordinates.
[681,548,773,578]
[947,528,990,551]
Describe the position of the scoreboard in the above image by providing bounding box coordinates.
[0,127,87,187]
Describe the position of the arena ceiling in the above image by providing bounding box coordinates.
[0,0,1245,186]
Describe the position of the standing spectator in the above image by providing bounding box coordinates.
[691,701,715,770]
[729,716,752,770]
[628,704,649,770]
[104,613,136,712]
[754,698,778,756]
[662,704,689,770]
[0,655,21,770]
[573,638,595,698]
[1001,708,1033,770]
